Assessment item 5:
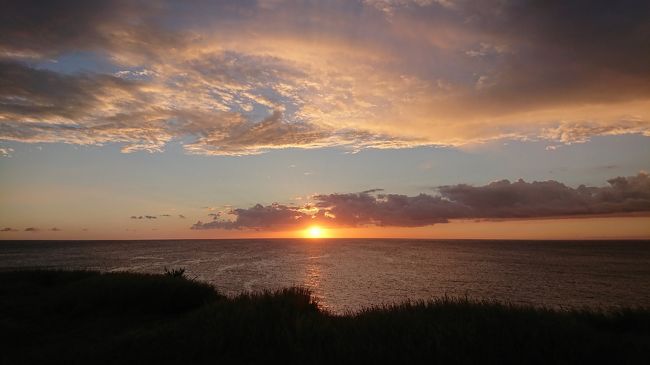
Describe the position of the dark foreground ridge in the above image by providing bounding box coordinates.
[1,270,648,364]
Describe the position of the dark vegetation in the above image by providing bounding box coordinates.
[0,269,648,364]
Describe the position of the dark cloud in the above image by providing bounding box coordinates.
[360,188,384,194]
[435,0,650,112]
[1,0,121,57]
[0,0,179,59]
[312,192,464,227]
[130,215,157,220]
[49,227,61,232]
[1,227,19,232]
[437,173,650,218]
[192,203,313,230]
[0,60,140,120]
[192,173,650,230]
[24,227,38,232]
[178,214,186,219]
[476,0,650,74]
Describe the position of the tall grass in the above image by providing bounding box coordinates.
[0,269,648,364]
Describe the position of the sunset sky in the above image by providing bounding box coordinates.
[1,0,649,239]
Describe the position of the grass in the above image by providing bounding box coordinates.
[0,269,648,364]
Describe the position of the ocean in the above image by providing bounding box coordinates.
[1,239,649,313]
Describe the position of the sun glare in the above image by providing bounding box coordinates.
[305,226,326,239]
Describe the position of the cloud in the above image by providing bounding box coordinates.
[1,1,649,154]
[541,121,650,144]
[130,215,157,220]
[311,192,467,227]
[192,173,650,230]
[1,227,18,232]
[16,226,60,232]
[0,0,180,61]
[192,203,312,230]
[182,110,331,155]
[0,147,13,157]
[437,173,650,218]
[0,60,423,155]
[0,61,142,121]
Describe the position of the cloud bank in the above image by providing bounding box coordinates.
[192,173,650,230]
[0,1,648,154]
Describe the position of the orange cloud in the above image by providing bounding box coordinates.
[1,1,649,154]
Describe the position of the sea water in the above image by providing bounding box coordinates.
[1,239,649,313]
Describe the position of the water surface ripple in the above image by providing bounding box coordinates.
[1,239,649,313]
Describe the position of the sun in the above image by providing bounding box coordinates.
[305,225,326,239]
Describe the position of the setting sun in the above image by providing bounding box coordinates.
[305,226,326,239]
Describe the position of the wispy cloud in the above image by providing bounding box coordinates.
[192,173,650,230]
[0,147,13,157]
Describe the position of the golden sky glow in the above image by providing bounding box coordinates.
[1,216,647,241]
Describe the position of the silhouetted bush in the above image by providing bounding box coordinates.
[163,267,186,278]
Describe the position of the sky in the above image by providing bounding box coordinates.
[1,0,649,240]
